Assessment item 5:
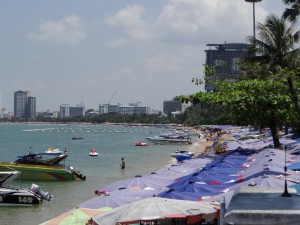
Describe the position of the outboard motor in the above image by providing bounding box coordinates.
[68,166,86,180]
[30,184,53,201]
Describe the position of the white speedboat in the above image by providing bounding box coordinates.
[89,149,98,156]
[44,147,62,155]
[0,171,53,206]
[145,133,192,145]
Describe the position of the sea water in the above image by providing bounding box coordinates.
[0,123,198,225]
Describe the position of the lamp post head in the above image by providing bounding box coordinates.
[245,0,262,2]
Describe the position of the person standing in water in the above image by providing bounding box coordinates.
[120,157,125,169]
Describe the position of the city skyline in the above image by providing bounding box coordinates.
[2,89,155,114]
[12,90,158,115]
[0,1,285,112]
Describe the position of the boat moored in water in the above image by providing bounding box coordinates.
[0,171,53,206]
[44,147,62,155]
[0,152,86,181]
[89,149,98,156]
[72,136,84,140]
[135,141,149,146]
[145,133,192,145]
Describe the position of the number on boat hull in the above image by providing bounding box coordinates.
[18,196,33,204]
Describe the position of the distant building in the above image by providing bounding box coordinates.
[163,100,182,115]
[0,108,8,119]
[38,110,59,118]
[86,111,99,116]
[118,106,149,115]
[60,104,70,118]
[14,90,28,118]
[69,104,85,117]
[60,104,85,118]
[205,43,251,91]
[27,96,36,119]
[14,90,36,119]
[98,102,150,115]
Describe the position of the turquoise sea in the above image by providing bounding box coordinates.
[0,123,198,225]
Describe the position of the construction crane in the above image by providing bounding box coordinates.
[108,91,116,104]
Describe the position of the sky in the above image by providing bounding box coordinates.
[0,0,286,112]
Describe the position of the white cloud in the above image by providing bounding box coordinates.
[105,38,127,48]
[104,4,145,27]
[103,4,158,41]
[146,52,182,72]
[155,0,269,43]
[103,0,269,45]
[26,15,86,45]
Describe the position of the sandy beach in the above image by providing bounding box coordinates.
[188,130,214,156]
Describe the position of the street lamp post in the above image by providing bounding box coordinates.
[245,0,262,39]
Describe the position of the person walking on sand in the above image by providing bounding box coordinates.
[120,157,125,169]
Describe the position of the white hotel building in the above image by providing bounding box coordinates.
[99,103,150,115]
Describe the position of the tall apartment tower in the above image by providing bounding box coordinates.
[14,90,29,118]
[163,100,182,115]
[14,90,36,119]
[205,43,251,91]
[27,96,36,119]
[60,104,70,118]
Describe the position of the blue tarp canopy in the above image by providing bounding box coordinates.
[287,162,300,171]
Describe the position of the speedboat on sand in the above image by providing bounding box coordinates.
[171,150,194,157]
[0,152,86,181]
[175,153,193,162]
[0,171,52,206]
[89,149,98,156]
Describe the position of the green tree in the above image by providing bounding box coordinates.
[179,78,297,148]
[246,14,300,131]
[283,0,300,22]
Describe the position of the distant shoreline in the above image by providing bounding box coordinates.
[0,121,193,128]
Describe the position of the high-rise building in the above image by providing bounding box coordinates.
[163,100,182,115]
[60,104,85,118]
[60,104,70,118]
[98,103,150,115]
[27,96,36,119]
[14,90,30,118]
[205,43,251,91]
[69,104,85,117]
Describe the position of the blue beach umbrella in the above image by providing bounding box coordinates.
[79,189,160,209]
[287,161,300,171]
[99,174,174,192]
[168,180,232,197]
[158,189,204,201]
[290,183,300,193]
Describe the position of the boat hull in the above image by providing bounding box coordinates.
[171,151,194,157]
[145,138,192,145]
[0,163,75,181]
[175,154,192,162]
[0,188,42,206]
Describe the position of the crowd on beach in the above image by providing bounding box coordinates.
[42,125,300,225]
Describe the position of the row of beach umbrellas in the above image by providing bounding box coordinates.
[41,126,300,225]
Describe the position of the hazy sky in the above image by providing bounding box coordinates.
[0,0,286,112]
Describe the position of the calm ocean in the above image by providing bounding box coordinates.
[0,123,198,225]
